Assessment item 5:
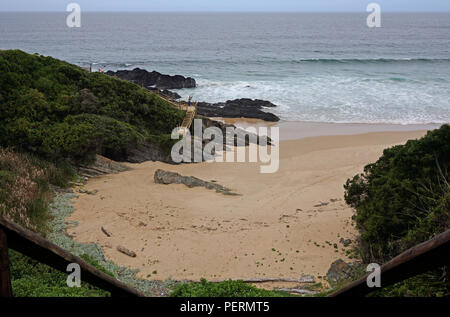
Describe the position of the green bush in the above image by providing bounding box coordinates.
[344,125,450,296]
[369,269,449,297]
[9,250,111,297]
[0,50,185,163]
[344,125,450,262]
[171,279,290,297]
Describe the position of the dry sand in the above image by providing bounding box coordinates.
[67,128,429,283]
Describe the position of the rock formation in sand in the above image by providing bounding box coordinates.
[154,169,240,196]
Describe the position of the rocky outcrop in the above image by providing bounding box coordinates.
[200,117,271,146]
[126,141,173,164]
[109,118,269,165]
[78,155,129,178]
[154,169,239,196]
[339,238,353,247]
[160,89,182,100]
[197,98,280,122]
[147,87,182,100]
[106,69,279,121]
[106,68,196,89]
[326,259,362,287]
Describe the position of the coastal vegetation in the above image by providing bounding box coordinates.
[0,50,185,296]
[1,49,448,297]
[344,124,450,296]
[0,148,111,296]
[0,50,185,164]
[171,279,290,297]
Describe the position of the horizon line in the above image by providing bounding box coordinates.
[1,10,450,13]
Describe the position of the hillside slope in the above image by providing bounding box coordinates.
[0,50,185,163]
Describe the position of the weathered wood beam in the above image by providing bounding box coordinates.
[0,216,143,297]
[329,229,450,297]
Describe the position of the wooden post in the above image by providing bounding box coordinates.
[329,229,450,297]
[0,228,13,297]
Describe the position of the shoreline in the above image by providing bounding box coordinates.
[211,117,441,141]
[66,128,432,285]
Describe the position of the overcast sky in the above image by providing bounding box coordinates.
[1,0,449,12]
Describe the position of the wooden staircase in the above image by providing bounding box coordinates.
[158,95,197,132]
[180,103,197,130]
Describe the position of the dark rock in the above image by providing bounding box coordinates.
[326,259,361,287]
[197,98,280,122]
[199,116,270,146]
[106,68,196,89]
[126,118,269,165]
[78,155,129,178]
[339,238,353,247]
[154,169,239,196]
[146,87,182,100]
[126,141,173,164]
[160,89,182,100]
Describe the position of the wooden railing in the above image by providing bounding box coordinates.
[157,94,198,130]
[0,216,143,297]
[328,229,450,297]
[2,213,448,298]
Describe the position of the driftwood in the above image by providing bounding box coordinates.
[117,246,136,258]
[0,216,143,297]
[101,226,112,237]
[278,288,318,295]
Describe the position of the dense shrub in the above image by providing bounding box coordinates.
[369,269,449,297]
[0,147,118,297]
[344,124,450,262]
[344,125,450,296]
[0,50,185,163]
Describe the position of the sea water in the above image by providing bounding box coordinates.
[1,12,449,124]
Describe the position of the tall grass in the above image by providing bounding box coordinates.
[0,148,74,232]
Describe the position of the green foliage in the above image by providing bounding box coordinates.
[0,149,115,297]
[344,125,450,262]
[171,279,291,297]
[0,50,184,297]
[0,50,185,163]
[9,250,111,297]
[344,125,450,296]
[369,269,449,297]
[79,254,115,278]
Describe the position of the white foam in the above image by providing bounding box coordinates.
[173,76,450,125]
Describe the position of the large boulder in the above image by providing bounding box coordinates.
[197,98,280,122]
[326,259,362,287]
[106,68,196,89]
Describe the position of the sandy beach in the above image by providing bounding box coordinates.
[67,125,430,283]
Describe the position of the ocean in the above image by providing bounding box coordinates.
[1,12,449,124]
